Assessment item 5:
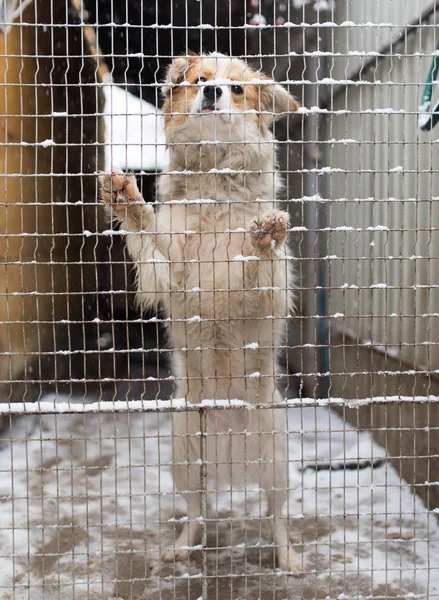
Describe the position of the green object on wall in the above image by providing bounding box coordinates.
[419,40,439,130]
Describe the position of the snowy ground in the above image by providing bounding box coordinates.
[0,389,437,600]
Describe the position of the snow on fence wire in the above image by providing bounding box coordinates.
[0,0,438,598]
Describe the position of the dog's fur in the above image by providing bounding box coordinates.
[100,52,301,573]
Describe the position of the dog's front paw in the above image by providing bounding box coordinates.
[250,210,290,250]
[99,169,142,213]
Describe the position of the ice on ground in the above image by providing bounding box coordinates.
[0,399,437,599]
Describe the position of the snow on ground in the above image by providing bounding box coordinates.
[0,395,437,600]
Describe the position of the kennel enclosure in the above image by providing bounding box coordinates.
[0,0,438,598]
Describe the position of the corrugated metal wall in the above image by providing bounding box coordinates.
[323,0,439,372]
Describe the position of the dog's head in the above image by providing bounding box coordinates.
[161,52,299,143]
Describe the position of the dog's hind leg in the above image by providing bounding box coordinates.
[162,410,203,562]
[259,401,304,575]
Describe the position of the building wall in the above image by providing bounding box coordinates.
[322,0,439,507]
[324,0,439,372]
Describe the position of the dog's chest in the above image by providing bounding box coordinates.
[170,204,253,291]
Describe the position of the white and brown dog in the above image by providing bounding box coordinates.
[100,52,301,573]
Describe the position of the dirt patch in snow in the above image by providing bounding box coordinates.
[0,398,437,599]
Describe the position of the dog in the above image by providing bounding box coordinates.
[99,52,301,573]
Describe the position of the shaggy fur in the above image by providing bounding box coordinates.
[99,52,301,573]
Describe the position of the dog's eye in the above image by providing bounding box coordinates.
[194,77,207,85]
[231,84,244,95]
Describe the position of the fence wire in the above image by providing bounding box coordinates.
[0,0,438,598]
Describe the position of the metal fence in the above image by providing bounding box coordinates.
[0,0,438,598]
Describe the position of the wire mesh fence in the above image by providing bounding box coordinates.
[0,0,438,598]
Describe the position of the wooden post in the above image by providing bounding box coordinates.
[0,0,105,402]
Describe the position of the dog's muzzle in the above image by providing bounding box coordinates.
[201,85,223,111]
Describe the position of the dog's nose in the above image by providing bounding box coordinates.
[203,85,223,101]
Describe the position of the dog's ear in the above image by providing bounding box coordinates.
[259,79,300,122]
[161,53,200,97]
